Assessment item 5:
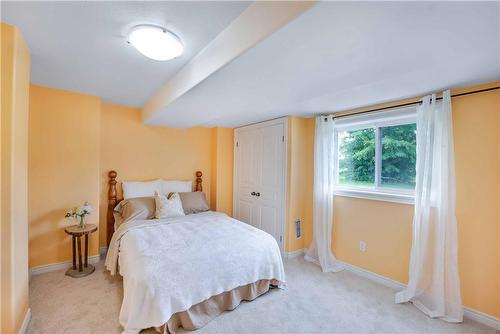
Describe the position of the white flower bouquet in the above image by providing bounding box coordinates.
[65,202,93,228]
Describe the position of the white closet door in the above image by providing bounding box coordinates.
[234,118,286,254]
[235,130,261,226]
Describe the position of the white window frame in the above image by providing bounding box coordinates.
[333,107,417,205]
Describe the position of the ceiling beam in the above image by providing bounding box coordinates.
[142,1,316,124]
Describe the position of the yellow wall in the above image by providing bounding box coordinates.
[1,22,31,333]
[99,103,221,246]
[27,94,234,265]
[28,85,101,268]
[332,197,413,283]
[211,127,234,216]
[453,87,499,317]
[289,83,500,319]
[286,117,314,251]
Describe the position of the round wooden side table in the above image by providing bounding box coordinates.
[64,224,97,278]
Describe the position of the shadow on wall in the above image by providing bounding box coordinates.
[29,209,70,266]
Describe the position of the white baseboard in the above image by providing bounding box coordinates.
[30,254,100,276]
[19,308,31,334]
[336,260,500,330]
[284,248,305,259]
[337,260,405,291]
[290,248,499,330]
[462,307,500,331]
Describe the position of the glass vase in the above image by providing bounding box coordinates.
[78,216,85,228]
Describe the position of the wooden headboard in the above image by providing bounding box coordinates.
[106,170,203,246]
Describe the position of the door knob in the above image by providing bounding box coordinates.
[251,192,256,196]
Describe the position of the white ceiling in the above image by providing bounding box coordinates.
[148,1,500,128]
[2,2,499,128]
[0,1,250,107]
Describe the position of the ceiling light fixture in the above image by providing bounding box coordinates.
[128,25,184,61]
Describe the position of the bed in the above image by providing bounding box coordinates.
[104,171,285,334]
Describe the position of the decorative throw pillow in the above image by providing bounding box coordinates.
[169,192,209,214]
[115,197,156,224]
[154,192,185,219]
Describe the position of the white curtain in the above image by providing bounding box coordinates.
[305,115,344,273]
[395,91,463,322]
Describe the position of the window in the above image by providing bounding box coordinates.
[380,123,416,190]
[334,107,416,204]
[338,128,375,186]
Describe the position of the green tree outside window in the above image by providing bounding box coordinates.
[338,123,416,190]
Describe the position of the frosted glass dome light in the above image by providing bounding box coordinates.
[128,25,184,61]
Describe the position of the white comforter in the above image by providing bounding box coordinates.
[105,211,285,334]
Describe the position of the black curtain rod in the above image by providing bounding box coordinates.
[333,86,500,120]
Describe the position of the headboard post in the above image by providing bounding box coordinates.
[107,170,118,246]
[195,171,203,192]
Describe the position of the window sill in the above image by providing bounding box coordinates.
[334,188,414,205]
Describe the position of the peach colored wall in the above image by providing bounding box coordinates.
[332,197,413,283]
[286,116,314,252]
[27,94,234,263]
[453,87,499,318]
[1,22,31,334]
[99,103,216,246]
[292,83,499,318]
[211,127,234,216]
[210,130,218,212]
[28,85,101,268]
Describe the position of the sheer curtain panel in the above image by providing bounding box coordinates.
[305,115,344,273]
[395,91,463,322]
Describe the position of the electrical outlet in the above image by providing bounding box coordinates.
[359,241,367,252]
[295,219,301,239]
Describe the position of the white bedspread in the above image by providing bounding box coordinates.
[105,211,285,334]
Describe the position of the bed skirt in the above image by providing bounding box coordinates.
[154,279,280,334]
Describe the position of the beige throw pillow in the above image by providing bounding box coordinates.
[170,192,209,215]
[154,192,185,219]
[115,197,156,224]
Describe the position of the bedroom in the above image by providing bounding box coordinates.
[1,1,499,334]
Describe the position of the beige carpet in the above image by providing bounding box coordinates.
[28,257,498,334]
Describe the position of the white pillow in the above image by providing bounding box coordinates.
[161,180,192,194]
[122,179,192,199]
[122,179,162,199]
[154,192,185,219]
